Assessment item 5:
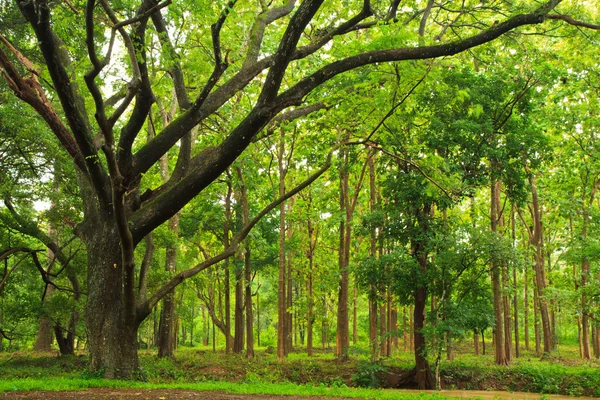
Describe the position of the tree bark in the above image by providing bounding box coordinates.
[491,179,507,365]
[85,222,139,378]
[277,129,287,362]
[34,285,55,352]
[336,139,350,362]
[157,214,180,358]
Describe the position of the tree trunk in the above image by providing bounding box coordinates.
[244,244,254,359]
[581,255,592,359]
[491,179,507,365]
[85,225,139,378]
[353,281,358,345]
[511,207,520,358]
[403,307,408,353]
[336,140,350,362]
[533,287,541,357]
[474,329,480,356]
[277,129,287,362]
[233,263,244,353]
[34,285,55,352]
[368,157,379,360]
[524,268,530,351]
[414,284,434,389]
[286,245,293,354]
[157,215,180,358]
[527,176,553,354]
[413,205,434,390]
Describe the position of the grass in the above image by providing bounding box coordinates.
[0,342,599,397]
[0,378,455,399]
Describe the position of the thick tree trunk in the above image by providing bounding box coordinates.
[86,226,139,378]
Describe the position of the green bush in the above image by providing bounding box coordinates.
[351,360,388,388]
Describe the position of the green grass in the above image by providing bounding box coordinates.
[1,344,599,397]
[0,378,456,399]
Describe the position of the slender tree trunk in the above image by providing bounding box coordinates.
[223,179,233,354]
[306,268,314,356]
[524,268,530,351]
[386,288,392,356]
[526,176,553,354]
[380,301,387,356]
[244,244,253,359]
[35,285,55,352]
[410,304,414,352]
[256,290,261,348]
[353,281,358,345]
[233,263,244,353]
[474,329,480,356]
[403,307,408,353]
[534,287,541,357]
[368,157,379,360]
[305,184,317,357]
[491,179,507,365]
[157,213,180,358]
[336,140,350,362]
[414,254,434,389]
[286,236,293,354]
[277,130,287,362]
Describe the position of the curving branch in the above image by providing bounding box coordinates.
[243,0,296,69]
[17,0,110,205]
[546,14,600,30]
[0,42,86,172]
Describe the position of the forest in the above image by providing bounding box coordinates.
[0,0,600,398]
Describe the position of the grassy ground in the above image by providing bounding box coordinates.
[0,342,598,398]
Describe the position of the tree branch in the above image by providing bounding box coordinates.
[18,0,110,205]
[546,14,600,30]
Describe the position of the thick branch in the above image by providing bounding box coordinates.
[276,0,563,106]
[0,45,86,172]
[18,0,109,204]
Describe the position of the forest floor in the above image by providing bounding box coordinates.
[1,342,599,398]
[1,388,598,400]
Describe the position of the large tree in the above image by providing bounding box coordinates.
[0,0,572,378]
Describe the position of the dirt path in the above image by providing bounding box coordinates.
[410,390,598,399]
[1,388,597,400]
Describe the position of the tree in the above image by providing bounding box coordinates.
[0,0,572,377]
